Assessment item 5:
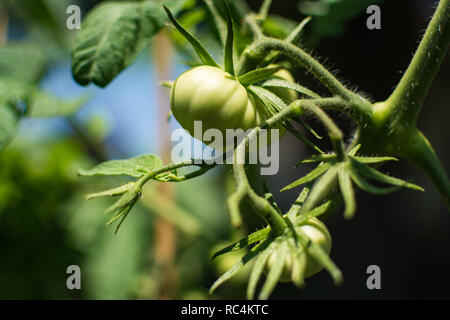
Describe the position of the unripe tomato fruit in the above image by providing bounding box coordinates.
[170,66,267,140]
[266,217,332,282]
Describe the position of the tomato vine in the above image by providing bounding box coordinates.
[69,0,449,299]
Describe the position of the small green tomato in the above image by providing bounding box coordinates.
[266,217,332,282]
[170,65,267,140]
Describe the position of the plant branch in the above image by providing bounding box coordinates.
[230,98,342,234]
[237,38,372,121]
[386,0,450,124]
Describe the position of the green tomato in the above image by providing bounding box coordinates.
[170,65,267,140]
[266,217,332,282]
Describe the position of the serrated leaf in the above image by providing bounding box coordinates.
[338,165,356,219]
[0,102,19,152]
[262,78,321,99]
[79,154,163,177]
[72,1,186,87]
[281,162,331,191]
[238,66,281,86]
[352,160,424,191]
[164,5,219,68]
[212,227,270,259]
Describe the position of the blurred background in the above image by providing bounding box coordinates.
[0,0,448,299]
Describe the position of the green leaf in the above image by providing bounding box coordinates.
[105,188,140,216]
[352,160,424,191]
[26,91,88,118]
[249,85,286,114]
[79,154,163,178]
[285,16,312,44]
[210,238,269,294]
[223,0,235,75]
[296,226,343,285]
[295,154,335,166]
[0,102,19,152]
[347,144,361,156]
[247,243,273,299]
[352,156,398,164]
[164,5,219,68]
[84,182,135,200]
[261,78,321,99]
[204,0,227,46]
[295,116,323,139]
[284,121,323,154]
[72,1,186,87]
[291,249,307,288]
[211,227,270,259]
[237,66,281,86]
[262,181,282,214]
[349,170,400,195]
[338,165,356,219]
[301,165,338,213]
[262,15,296,39]
[281,162,331,191]
[259,242,286,300]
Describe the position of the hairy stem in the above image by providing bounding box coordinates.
[386,0,450,124]
[237,38,372,121]
[231,98,341,235]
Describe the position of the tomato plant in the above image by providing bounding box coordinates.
[71,0,448,299]
[1,0,449,300]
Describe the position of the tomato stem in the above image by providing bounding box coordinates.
[385,0,450,125]
[237,38,373,122]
